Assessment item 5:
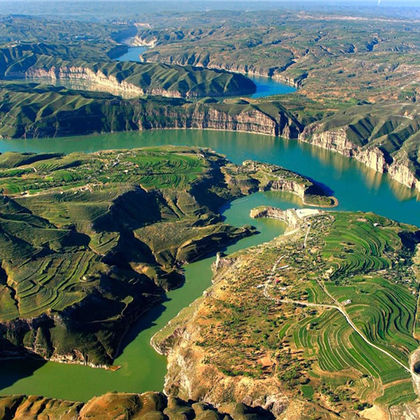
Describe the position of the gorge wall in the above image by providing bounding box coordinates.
[299,124,420,193]
[26,66,165,99]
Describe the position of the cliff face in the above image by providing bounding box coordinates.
[1,77,418,193]
[161,317,290,418]
[155,250,331,419]
[137,105,300,139]
[25,66,186,99]
[299,124,420,193]
[388,158,420,193]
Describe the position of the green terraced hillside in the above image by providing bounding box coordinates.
[0,146,254,366]
[155,210,420,417]
[0,146,334,366]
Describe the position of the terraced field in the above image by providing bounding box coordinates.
[0,146,255,365]
[157,211,420,416]
[0,146,335,367]
[282,213,419,407]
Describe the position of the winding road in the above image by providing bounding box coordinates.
[262,219,412,375]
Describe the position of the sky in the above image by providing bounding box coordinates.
[3,0,420,2]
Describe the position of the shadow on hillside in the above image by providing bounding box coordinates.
[306,176,335,198]
[0,350,46,391]
[113,300,168,360]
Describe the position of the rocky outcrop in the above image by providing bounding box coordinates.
[25,66,181,99]
[250,207,301,227]
[225,160,337,207]
[388,158,420,192]
[162,323,290,418]
[299,125,420,193]
[165,106,300,138]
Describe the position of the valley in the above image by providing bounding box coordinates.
[0,146,336,368]
[0,2,418,419]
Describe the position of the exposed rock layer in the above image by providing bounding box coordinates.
[299,124,420,192]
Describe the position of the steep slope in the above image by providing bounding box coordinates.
[154,210,420,418]
[299,103,420,191]
[0,82,300,139]
[0,147,335,367]
[0,43,256,99]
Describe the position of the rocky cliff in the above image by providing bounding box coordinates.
[0,84,302,140]
[26,66,155,99]
[299,115,420,193]
[136,104,301,139]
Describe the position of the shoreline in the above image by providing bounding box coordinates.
[1,125,417,195]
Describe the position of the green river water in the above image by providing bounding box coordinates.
[0,52,418,400]
[0,129,418,401]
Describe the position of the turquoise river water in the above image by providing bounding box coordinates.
[0,48,418,401]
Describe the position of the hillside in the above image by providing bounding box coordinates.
[134,10,420,103]
[1,81,418,193]
[299,103,420,191]
[0,43,256,99]
[0,146,335,366]
[153,209,420,418]
[0,391,276,419]
[0,82,300,139]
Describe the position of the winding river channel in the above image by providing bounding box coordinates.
[0,49,418,402]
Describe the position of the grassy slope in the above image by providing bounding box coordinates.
[0,82,300,139]
[136,10,420,103]
[132,11,420,187]
[0,43,256,98]
[157,211,420,415]
[0,146,334,365]
[0,147,254,365]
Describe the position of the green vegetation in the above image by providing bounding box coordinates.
[136,9,420,103]
[0,43,256,99]
[0,15,134,47]
[301,103,420,180]
[0,146,332,366]
[0,82,298,139]
[0,146,259,365]
[157,211,420,415]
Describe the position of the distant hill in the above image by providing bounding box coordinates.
[0,43,256,99]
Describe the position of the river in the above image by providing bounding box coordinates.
[0,49,418,402]
[114,45,297,98]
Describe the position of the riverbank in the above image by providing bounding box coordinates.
[156,209,420,418]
